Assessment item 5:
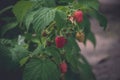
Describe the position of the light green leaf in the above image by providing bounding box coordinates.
[32,8,56,33]
[13,1,33,22]
[20,56,29,67]
[23,58,60,80]
[10,45,29,62]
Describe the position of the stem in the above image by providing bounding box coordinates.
[60,74,65,80]
[0,5,13,15]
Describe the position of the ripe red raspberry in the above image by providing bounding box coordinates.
[60,61,67,73]
[73,10,83,23]
[55,36,67,48]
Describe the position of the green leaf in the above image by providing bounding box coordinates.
[87,31,96,47]
[25,12,35,31]
[13,1,33,22]
[77,0,99,10]
[0,39,13,47]
[89,9,107,30]
[43,0,56,7]
[65,66,81,80]
[1,21,18,36]
[32,45,45,56]
[23,58,60,80]
[78,14,93,45]
[30,0,56,7]
[45,46,61,64]
[78,54,96,80]
[10,45,29,62]
[64,37,81,72]
[55,10,67,29]
[78,14,91,36]
[32,8,56,33]
[0,5,13,15]
[20,56,29,67]
[0,44,18,70]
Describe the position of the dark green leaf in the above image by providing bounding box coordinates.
[77,0,99,10]
[87,31,96,47]
[65,65,81,80]
[78,14,91,36]
[45,46,61,64]
[55,10,67,29]
[13,1,33,22]
[64,37,81,72]
[23,58,60,80]
[89,9,107,30]
[0,44,18,71]
[78,53,96,80]
[0,39,13,47]
[30,0,56,7]
[1,21,18,36]
[0,6,13,15]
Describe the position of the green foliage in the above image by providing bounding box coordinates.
[77,0,99,10]
[87,31,96,47]
[64,37,81,71]
[45,46,61,64]
[0,5,13,15]
[32,8,56,33]
[10,45,29,63]
[1,21,18,36]
[0,39,13,47]
[0,44,14,70]
[55,10,67,30]
[0,0,107,80]
[78,54,96,80]
[89,8,107,30]
[23,58,60,80]
[30,0,56,7]
[13,1,33,22]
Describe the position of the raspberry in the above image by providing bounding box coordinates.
[73,10,83,23]
[76,32,85,42]
[60,61,67,73]
[55,36,67,48]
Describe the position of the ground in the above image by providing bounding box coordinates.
[78,0,120,80]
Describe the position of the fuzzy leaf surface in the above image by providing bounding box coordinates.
[23,58,60,80]
[32,8,56,33]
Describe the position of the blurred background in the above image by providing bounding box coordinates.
[0,0,120,80]
[79,0,120,80]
